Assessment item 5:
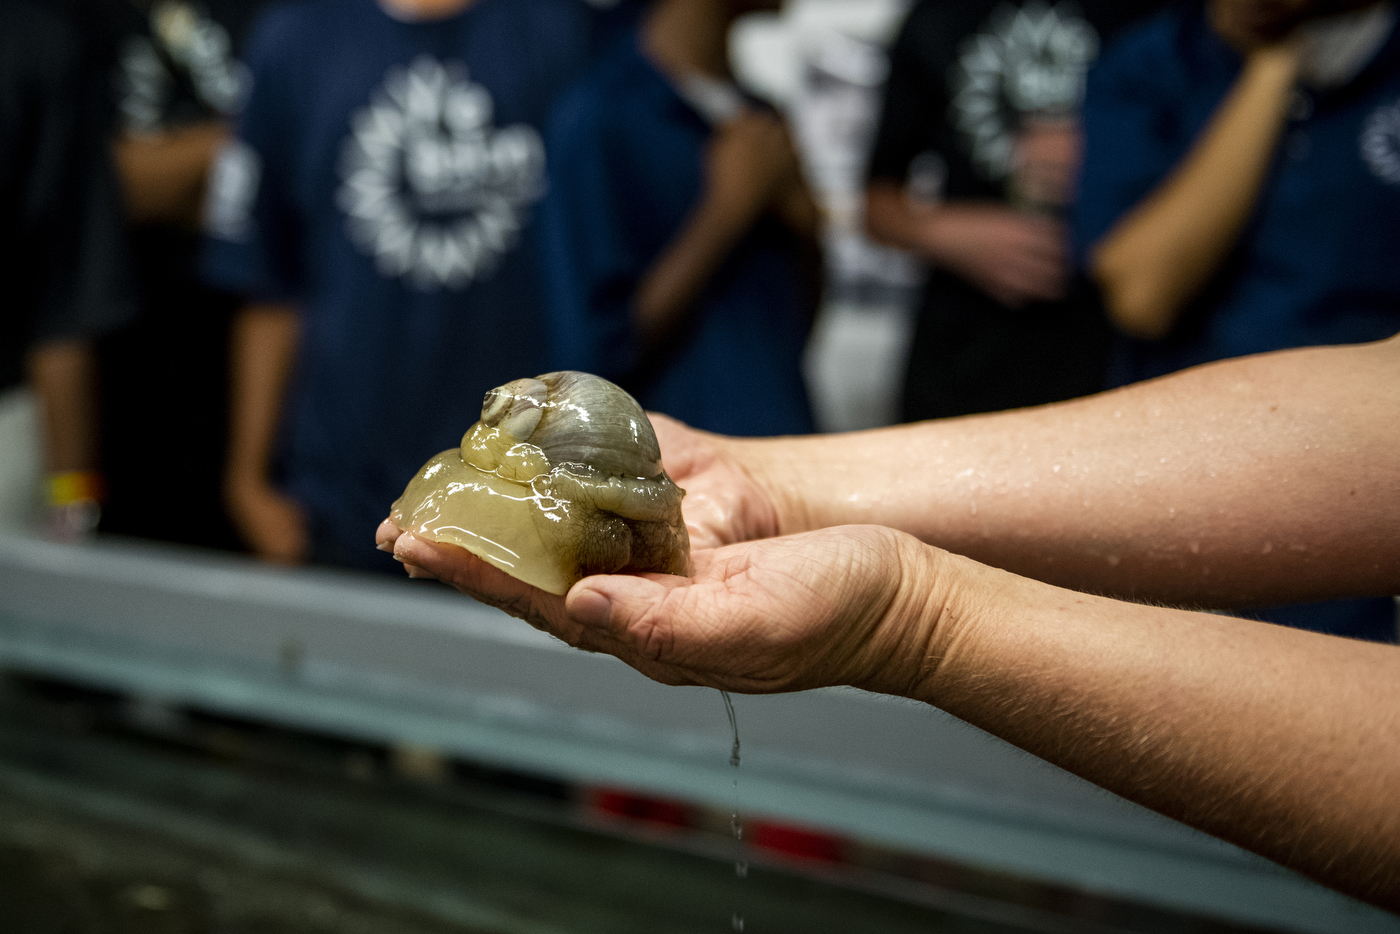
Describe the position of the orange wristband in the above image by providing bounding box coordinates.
[48,470,106,507]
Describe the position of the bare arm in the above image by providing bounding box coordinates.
[384,493,1400,910]
[912,551,1400,909]
[633,111,802,349]
[1090,43,1300,339]
[225,303,307,563]
[715,332,1400,607]
[866,181,1068,308]
[112,122,228,226]
[26,339,98,473]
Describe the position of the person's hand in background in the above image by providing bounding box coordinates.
[225,475,308,564]
[865,184,1070,308]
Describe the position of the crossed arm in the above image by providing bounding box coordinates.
[1090,40,1301,338]
[380,333,1400,908]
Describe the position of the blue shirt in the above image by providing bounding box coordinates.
[538,32,815,437]
[203,0,594,568]
[1074,3,1400,385]
[1073,3,1400,641]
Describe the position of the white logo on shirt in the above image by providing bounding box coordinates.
[337,56,546,290]
[119,1,250,133]
[1360,97,1400,186]
[951,1,1099,181]
[205,138,261,242]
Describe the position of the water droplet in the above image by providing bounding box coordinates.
[732,913,745,932]
[735,860,748,878]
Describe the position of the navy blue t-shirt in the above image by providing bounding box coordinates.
[1074,3,1400,385]
[538,32,816,437]
[203,0,594,568]
[1073,3,1400,642]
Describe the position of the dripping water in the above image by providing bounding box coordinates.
[721,690,747,931]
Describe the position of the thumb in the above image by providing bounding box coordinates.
[565,574,677,657]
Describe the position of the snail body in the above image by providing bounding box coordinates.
[391,371,690,594]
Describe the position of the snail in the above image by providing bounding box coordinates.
[390,371,690,595]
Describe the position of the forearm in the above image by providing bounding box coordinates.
[905,546,1400,908]
[634,197,758,348]
[113,122,227,226]
[737,336,1400,606]
[1091,44,1300,339]
[865,181,926,252]
[226,304,299,490]
[26,340,98,473]
[865,181,952,263]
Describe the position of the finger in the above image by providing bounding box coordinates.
[394,532,571,634]
[566,573,691,663]
[375,517,403,552]
[391,531,440,579]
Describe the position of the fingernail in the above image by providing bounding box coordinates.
[570,588,612,627]
[392,534,419,564]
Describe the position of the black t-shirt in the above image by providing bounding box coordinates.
[90,0,269,549]
[0,0,131,393]
[867,0,1163,421]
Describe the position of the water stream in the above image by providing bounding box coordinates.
[721,690,746,931]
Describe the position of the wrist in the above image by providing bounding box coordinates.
[48,469,105,508]
[890,543,991,705]
[1245,39,1303,82]
[877,534,957,702]
[731,435,812,537]
[225,464,272,496]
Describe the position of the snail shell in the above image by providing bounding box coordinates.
[390,371,690,594]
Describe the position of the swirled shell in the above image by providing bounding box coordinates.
[390,371,689,594]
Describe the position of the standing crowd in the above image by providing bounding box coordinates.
[4,0,1399,638]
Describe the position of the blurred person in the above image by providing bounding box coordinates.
[94,0,269,552]
[539,0,820,436]
[864,0,1165,422]
[203,0,605,571]
[1,0,133,538]
[380,331,1400,912]
[1075,0,1400,639]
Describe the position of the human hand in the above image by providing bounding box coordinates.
[225,476,309,564]
[379,521,944,698]
[649,414,780,549]
[922,204,1069,307]
[1209,0,1312,51]
[704,109,803,228]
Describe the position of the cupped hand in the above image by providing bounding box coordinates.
[379,520,945,699]
[649,414,781,549]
